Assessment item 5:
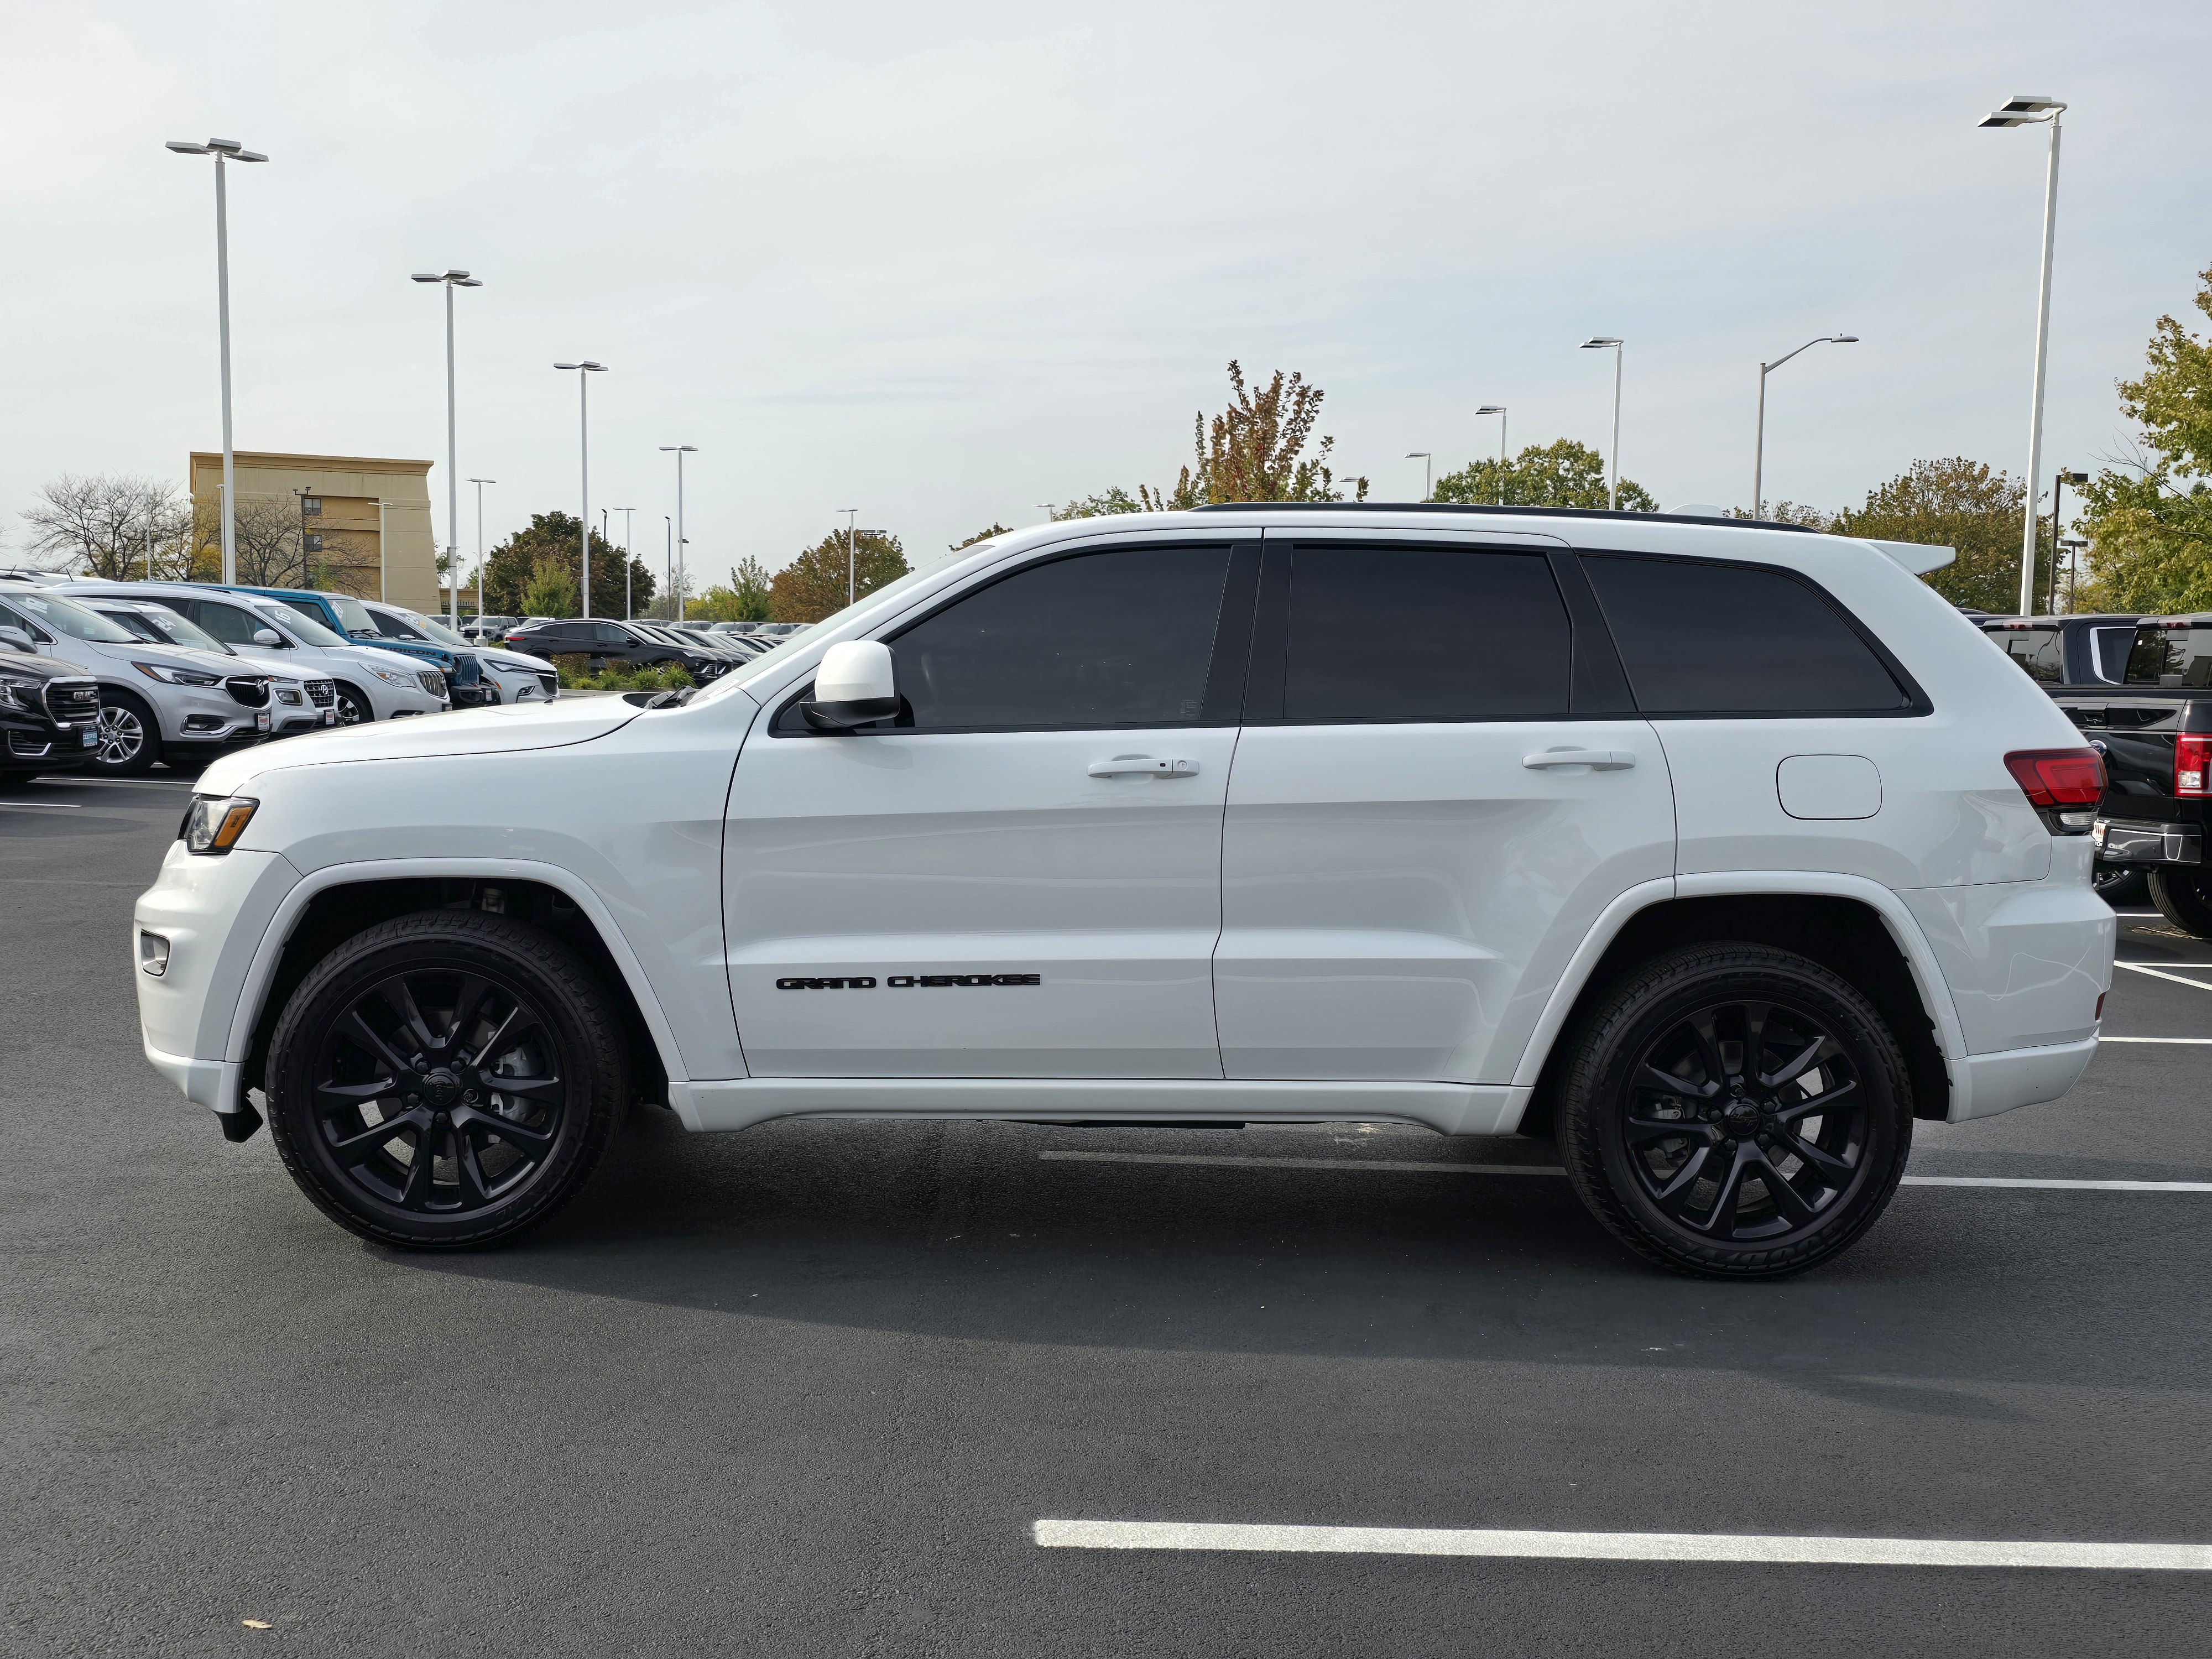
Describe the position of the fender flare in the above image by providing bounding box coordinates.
[219,855,706,1128]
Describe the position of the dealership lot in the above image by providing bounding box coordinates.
[6,769,2210,1656]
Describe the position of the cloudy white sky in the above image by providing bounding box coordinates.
[4,0,2208,587]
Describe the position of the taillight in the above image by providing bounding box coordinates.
[2177,734,2212,798]
[2004,747,2104,836]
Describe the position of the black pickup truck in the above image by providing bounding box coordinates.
[2043,613,2212,935]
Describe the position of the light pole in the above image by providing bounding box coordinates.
[409,269,481,629]
[553,362,608,615]
[659,446,697,623]
[839,509,859,607]
[1752,334,1859,520]
[1580,337,1624,509]
[612,508,635,618]
[165,138,268,585]
[663,517,673,620]
[468,478,494,622]
[1474,406,1507,503]
[1981,95,2068,616]
[1405,452,1432,502]
[2051,467,2088,613]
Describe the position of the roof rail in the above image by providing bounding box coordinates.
[1185,502,1824,534]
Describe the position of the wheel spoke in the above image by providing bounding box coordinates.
[444,975,494,1053]
[471,1004,538,1068]
[1775,1079,1859,1123]
[380,979,436,1055]
[1687,1012,1731,1089]
[1626,1113,1719,1147]
[1705,1145,1756,1237]
[1774,1126,1855,1181]
[1741,1002,1770,1082]
[452,1104,553,1162]
[315,1077,397,1112]
[1639,1063,1718,1101]
[451,1134,494,1209]
[341,1010,416,1083]
[1752,1149,1817,1225]
[1763,1036,1828,1088]
[397,1121,441,1210]
[1650,1145,1717,1217]
[330,1107,429,1165]
[486,1072,561,1105]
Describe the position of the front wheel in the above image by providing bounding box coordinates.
[332,682,374,726]
[2147,868,2212,937]
[93,690,160,776]
[1558,943,1912,1280]
[265,911,629,1249]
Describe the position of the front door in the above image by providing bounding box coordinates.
[723,536,1258,1078]
[1215,533,1676,1083]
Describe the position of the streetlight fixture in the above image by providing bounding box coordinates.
[2050,467,2088,614]
[166,137,268,585]
[552,362,608,616]
[839,509,859,607]
[1405,452,1432,502]
[410,269,482,629]
[1980,93,2068,615]
[1035,502,1057,524]
[467,479,494,623]
[1580,338,1624,510]
[1473,406,1507,504]
[659,447,697,622]
[1752,334,1859,520]
[611,508,635,618]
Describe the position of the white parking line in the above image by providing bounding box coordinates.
[1037,1151,2212,1192]
[0,801,81,809]
[2114,963,2212,990]
[1031,1519,2212,1571]
[2101,1036,2212,1044]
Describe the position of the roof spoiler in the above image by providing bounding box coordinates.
[1865,539,1955,575]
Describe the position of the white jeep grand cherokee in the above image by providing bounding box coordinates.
[132,505,2114,1278]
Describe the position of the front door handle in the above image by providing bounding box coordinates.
[1522,748,1635,771]
[1089,757,1199,778]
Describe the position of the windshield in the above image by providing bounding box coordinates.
[322,594,379,637]
[690,565,943,707]
[3,590,138,643]
[399,611,471,648]
[103,605,234,655]
[258,604,347,648]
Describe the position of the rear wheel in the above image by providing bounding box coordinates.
[265,911,628,1249]
[1558,943,1912,1280]
[92,689,160,776]
[2147,868,2212,937]
[2093,863,2148,907]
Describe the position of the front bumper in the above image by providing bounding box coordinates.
[2092,817,2201,867]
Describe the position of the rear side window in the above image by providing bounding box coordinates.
[2125,624,2212,687]
[1584,555,1913,716]
[1283,545,1571,721]
[1988,625,2064,683]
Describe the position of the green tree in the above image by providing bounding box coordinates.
[691,557,775,623]
[2078,263,2212,614]
[481,511,654,617]
[1141,361,1368,508]
[1047,488,1145,520]
[770,528,911,623]
[521,554,578,619]
[1431,439,1657,513]
[1828,458,2044,612]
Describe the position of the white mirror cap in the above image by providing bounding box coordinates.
[815,640,895,705]
[1866,539,1956,575]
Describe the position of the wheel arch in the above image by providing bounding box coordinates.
[231,860,688,1124]
[1513,877,1964,1134]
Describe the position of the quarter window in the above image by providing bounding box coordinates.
[2125,624,2212,688]
[1989,625,2064,683]
[1583,555,1912,715]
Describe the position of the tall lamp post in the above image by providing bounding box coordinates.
[409,269,481,629]
[1752,334,1859,520]
[662,517,672,618]
[659,446,697,622]
[165,137,268,585]
[1474,406,1507,503]
[839,509,859,607]
[1580,338,1624,509]
[1980,94,2068,616]
[467,479,494,624]
[2051,467,2087,614]
[1405,452,1432,502]
[611,508,635,618]
[553,362,608,616]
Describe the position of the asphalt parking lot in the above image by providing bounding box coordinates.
[6,768,2211,1657]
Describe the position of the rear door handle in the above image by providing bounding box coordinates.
[1089,757,1199,778]
[1522,749,1635,771]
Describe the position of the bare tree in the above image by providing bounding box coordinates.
[19,474,192,579]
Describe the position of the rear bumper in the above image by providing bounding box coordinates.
[2093,817,2201,867]
[1948,1035,2100,1123]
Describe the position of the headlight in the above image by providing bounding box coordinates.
[180,794,258,856]
[369,665,419,687]
[0,676,32,709]
[134,662,223,687]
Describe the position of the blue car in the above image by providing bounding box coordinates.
[202,585,494,706]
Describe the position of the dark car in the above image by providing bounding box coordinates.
[500,618,729,680]
[0,647,101,781]
[463,614,520,643]
[1979,614,2142,687]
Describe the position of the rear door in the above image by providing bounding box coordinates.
[1215,532,1675,1082]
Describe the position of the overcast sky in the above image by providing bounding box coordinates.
[4,0,2208,587]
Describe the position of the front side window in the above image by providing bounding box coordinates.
[374,611,426,640]
[186,601,260,646]
[1281,545,1571,722]
[257,605,344,648]
[1584,554,1913,716]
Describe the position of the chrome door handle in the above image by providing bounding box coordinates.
[1522,749,1635,771]
[1089,757,1199,778]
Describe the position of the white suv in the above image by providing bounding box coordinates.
[132,506,2114,1277]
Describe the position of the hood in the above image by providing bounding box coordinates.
[49,636,259,682]
[195,696,640,795]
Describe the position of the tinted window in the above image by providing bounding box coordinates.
[188,600,262,646]
[2125,624,2212,687]
[1584,555,1911,715]
[880,546,1232,730]
[1989,625,2064,683]
[374,611,426,639]
[2091,627,2136,684]
[1284,545,1569,721]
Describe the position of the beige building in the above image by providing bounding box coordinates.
[189,451,439,609]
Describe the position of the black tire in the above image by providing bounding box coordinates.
[2147,868,2212,937]
[1558,942,1913,1281]
[92,688,160,776]
[2093,863,2149,907]
[265,911,628,1249]
[332,682,374,726]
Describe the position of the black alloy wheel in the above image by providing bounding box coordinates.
[93,690,159,776]
[332,682,373,726]
[1559,943,1911,1279]
[266,911,627,1249]
[2147,868,2212,938]
[2093,862,2148,907]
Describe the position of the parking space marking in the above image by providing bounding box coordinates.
[2101,1035,2212,1044]
[2114,963,2212,990]
[1031,1519,2212,1570]
[1037,1151,2212,1192]
[0,801,81,809]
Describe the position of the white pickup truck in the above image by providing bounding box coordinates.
[132,504,2114,1277]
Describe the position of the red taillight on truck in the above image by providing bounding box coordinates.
[2004,747,2104,835]
[2176,733,2212,798]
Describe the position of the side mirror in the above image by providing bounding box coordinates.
[0,626,34,653]
[802,640,899,730]
[254,629,285,646]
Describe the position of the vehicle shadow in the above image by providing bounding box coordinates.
[394,1112,2198,1407]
